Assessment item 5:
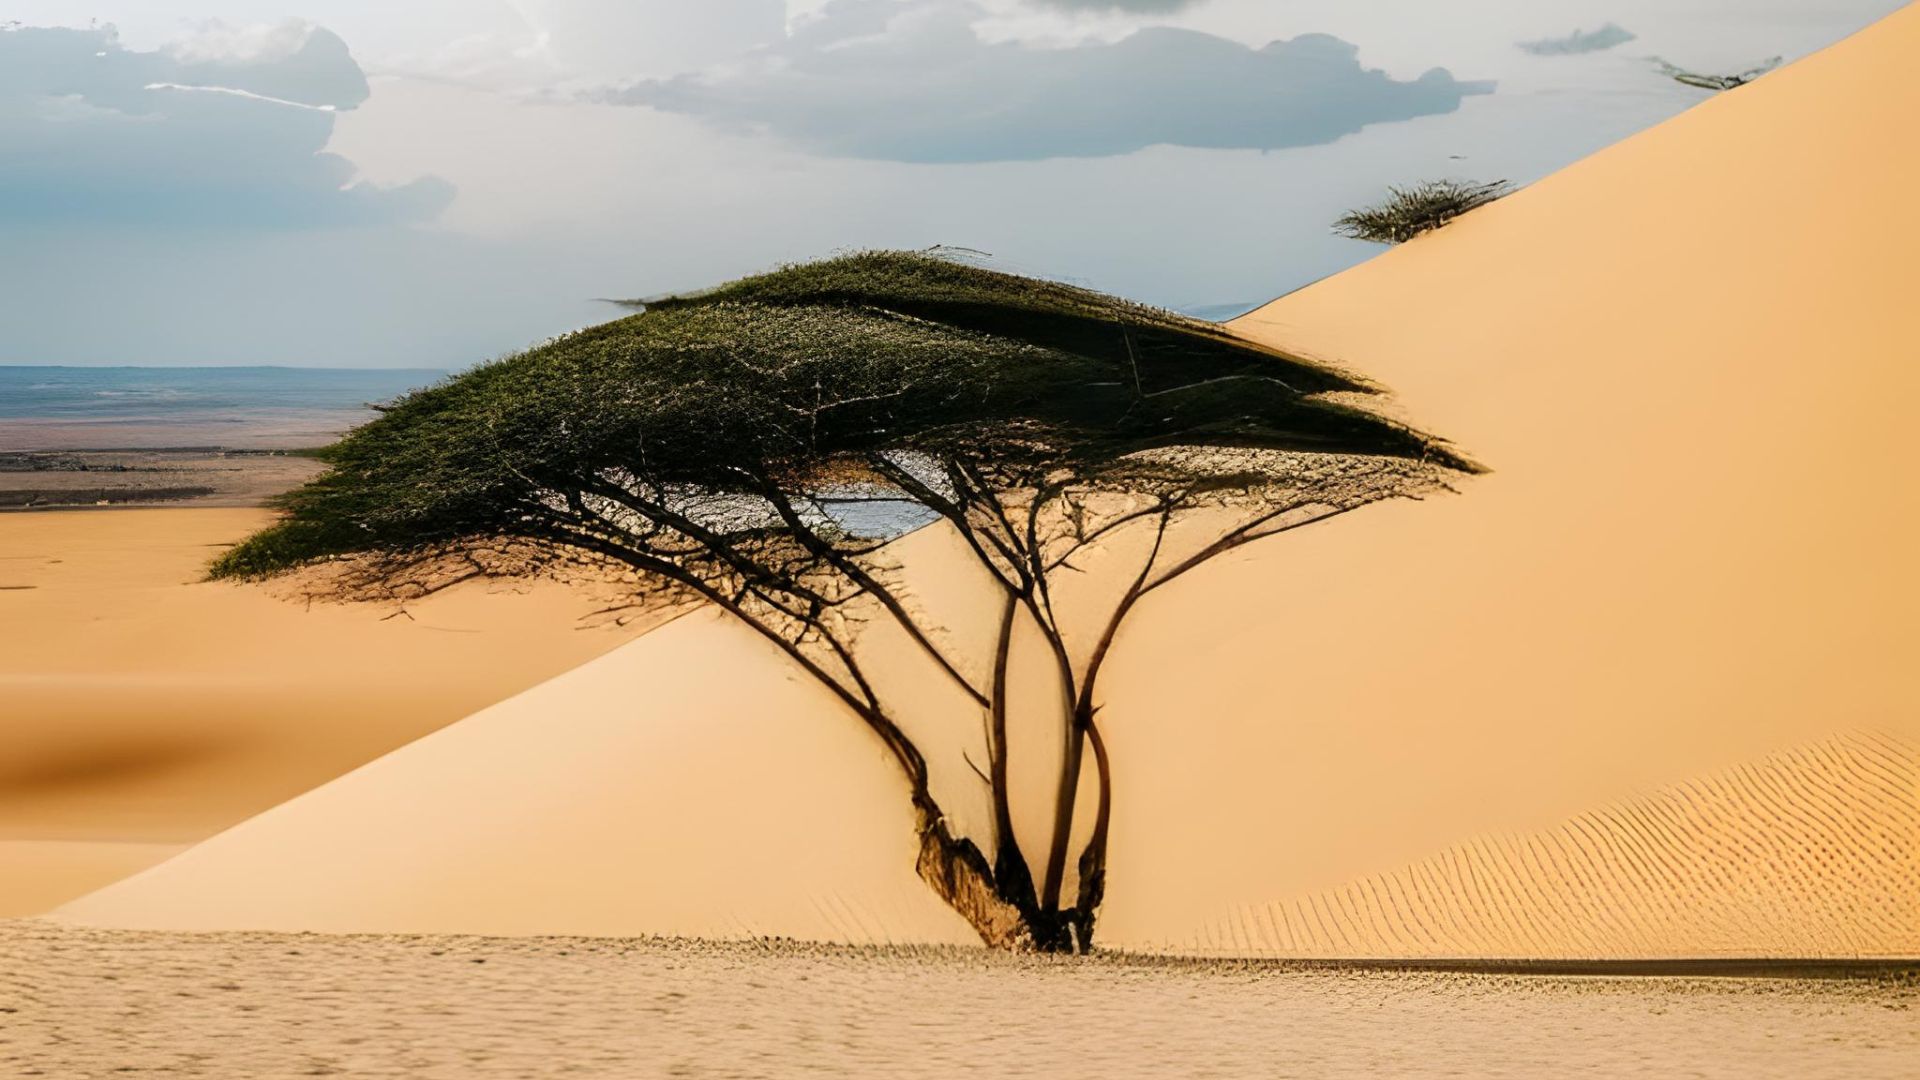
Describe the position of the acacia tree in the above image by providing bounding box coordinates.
[218,251,1475,952]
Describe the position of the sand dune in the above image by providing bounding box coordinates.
[0,509,645,915]
[1193,732,1917,959]
[48,528,987,942]
[51,8,1920,955]
[50,603,980,942]
[1123,4,1920,956]
[0,842,188,921]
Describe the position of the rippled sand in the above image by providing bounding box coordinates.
[2,923,1912,1079]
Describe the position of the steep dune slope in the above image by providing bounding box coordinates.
[57,8,1920,955]
[1120,2,1918,956]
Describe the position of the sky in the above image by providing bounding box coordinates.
[0,0,1907,367]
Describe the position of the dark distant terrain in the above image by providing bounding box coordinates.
[0,450,324,510]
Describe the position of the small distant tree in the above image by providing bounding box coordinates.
[217,251,1476,952]
[1651,56,1781,92]
[1334,179,1512,244]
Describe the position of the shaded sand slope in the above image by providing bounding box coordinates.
[53,602,979,943]
[47,521,1028,942]
[57,9,1919,955]
[0,510,643,915]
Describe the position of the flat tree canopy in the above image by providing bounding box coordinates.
[216,252,1466,577]
[216,250,1477,951]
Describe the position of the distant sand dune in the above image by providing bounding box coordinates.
[1197,732,1917,959]
[0,509,646,916]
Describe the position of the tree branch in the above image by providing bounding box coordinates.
[752,471,991,710]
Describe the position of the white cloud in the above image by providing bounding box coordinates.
[0,22,450,226]
[1027,0,1204,11]
[281,0,792,91]
[161,17,318,64]
[143,82,340,112]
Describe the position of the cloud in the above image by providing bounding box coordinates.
[503,0,788,80]
[1025,0,1205,12]
[142,83,341,112]
[0,22,452,227]
[1517,23,1637,57]
[593,0,1492,163]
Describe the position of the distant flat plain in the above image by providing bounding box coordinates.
[0,449,325,510]
[0,366,437,510]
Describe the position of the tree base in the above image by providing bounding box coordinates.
[913,807,1096,953]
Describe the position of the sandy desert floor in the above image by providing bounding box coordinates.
[1,921,1913,1080]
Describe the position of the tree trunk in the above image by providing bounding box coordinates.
[911,801,1034,951]
[912,800,1096,953]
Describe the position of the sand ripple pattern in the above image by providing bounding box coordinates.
[3,923,1916,1079]
[1201,732,1918,959]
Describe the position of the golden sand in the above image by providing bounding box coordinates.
[3,922,1913,1080]
[0,509,646,915]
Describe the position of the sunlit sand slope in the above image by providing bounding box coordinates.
[1098,4,1919,957]
[1192,733,1918,958]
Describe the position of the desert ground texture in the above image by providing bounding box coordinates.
[3,922,1914,1080]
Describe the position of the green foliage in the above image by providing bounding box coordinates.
[1333,179,1512,244]
[633,251,1366,396]
[213,250,1470,580]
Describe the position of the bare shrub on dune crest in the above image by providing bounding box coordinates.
[1334,179,1512,244]
[1652,56,1782,92]
[214,250,1476,952]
